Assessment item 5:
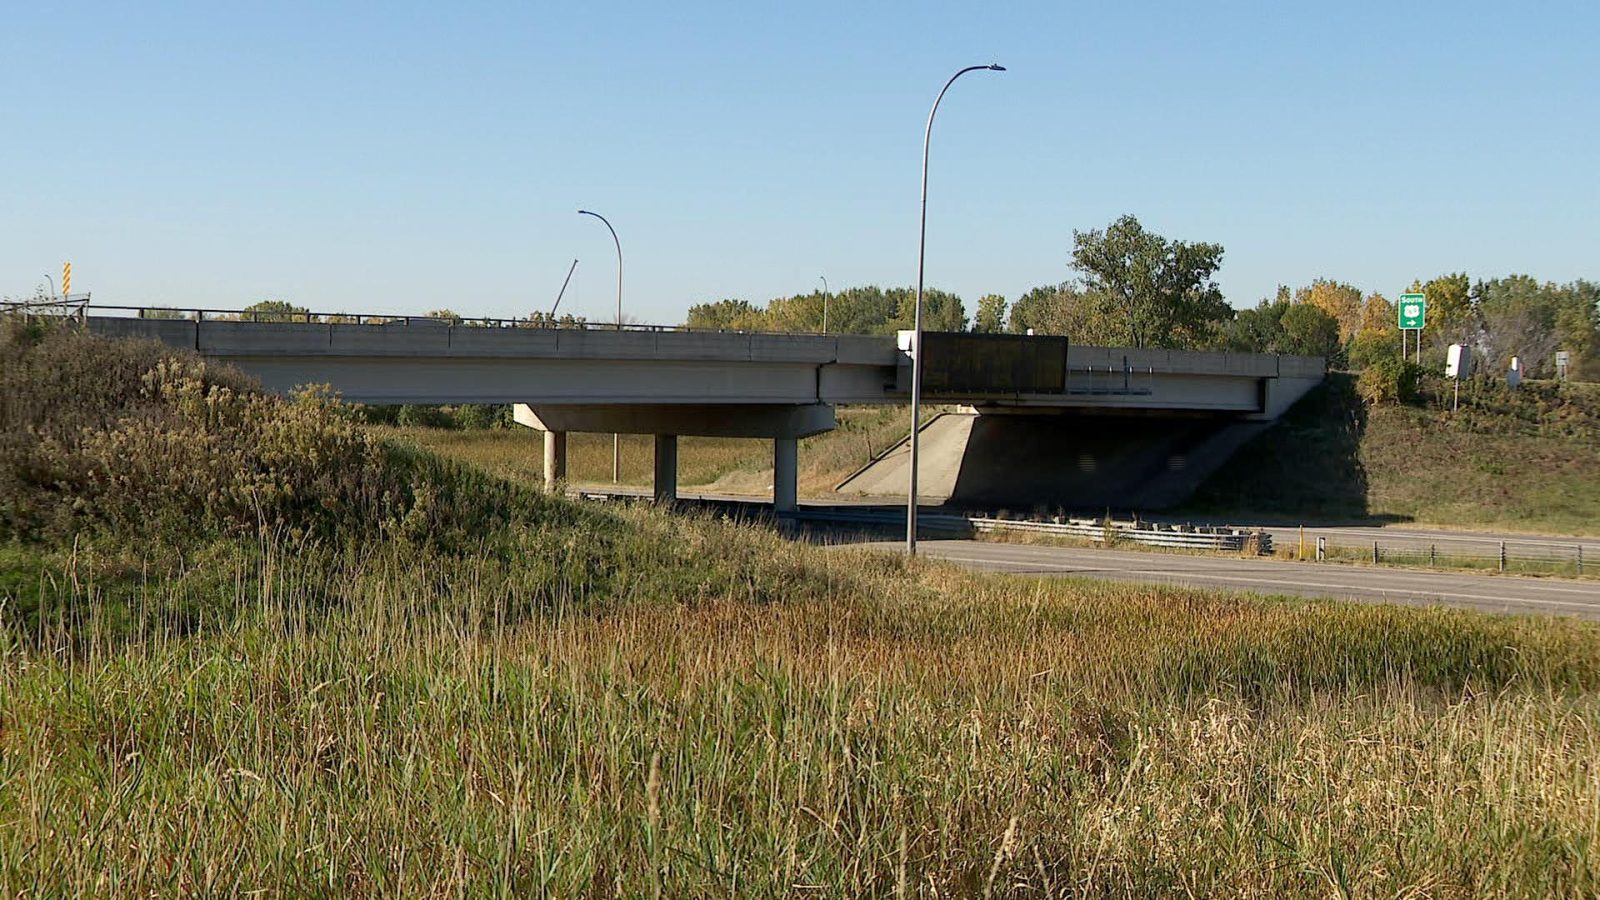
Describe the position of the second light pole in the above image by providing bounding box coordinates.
[579,208,624,483]
[906,63,1005,557]
[819,275,829,335]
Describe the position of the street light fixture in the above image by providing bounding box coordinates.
[819,275,829,335]
[579,208,624,483]
[907,63,1005,557]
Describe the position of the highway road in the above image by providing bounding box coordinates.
[845,538,1600,619]
[570,487,1599,617]
[1182,521,1600,561]
[576,486,1599,561]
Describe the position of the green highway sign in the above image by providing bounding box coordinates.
[1398,293,1426,329]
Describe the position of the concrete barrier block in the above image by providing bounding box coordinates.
[446,328,560,357]
[750,334,836,363]
[88,318,196,348]
[653,332,755,361]
[834,335,900,365]
[555,329,661,359]
[330,324,452,356]
[200,322,329,354]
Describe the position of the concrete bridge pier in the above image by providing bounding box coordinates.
[773,437,798,514]
[543,431,568,493]
[654,435,678,505]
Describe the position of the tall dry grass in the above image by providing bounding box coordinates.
[3,515,1599,896]
[6,316,1600,895]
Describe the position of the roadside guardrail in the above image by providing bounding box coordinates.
[789,508,1272,554]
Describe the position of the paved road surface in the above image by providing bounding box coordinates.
[570,487,1598,617]
[1203,522,1599,561]
[574,486,1599,560]
[846,539,1600,619]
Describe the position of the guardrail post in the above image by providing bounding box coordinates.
[1499,541,1507,573]
[1372,541,1379,564]
[1316,536,1326,561]
[1430,544,1436,568]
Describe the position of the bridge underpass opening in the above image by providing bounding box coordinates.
[836,408,1271,513]
[513,403,831,511]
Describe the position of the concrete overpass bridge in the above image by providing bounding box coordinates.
[87,313,1325,512]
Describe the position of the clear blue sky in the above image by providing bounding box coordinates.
[4,1,1596,324]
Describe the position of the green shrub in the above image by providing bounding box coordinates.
[451,403,501,430]
[1357,356,1421,405]
[396,404,452,428]
[1345,330,1402,371]
[0,317,545,548]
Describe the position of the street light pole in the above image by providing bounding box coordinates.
[43,274,56,301]
[907,63,1005,557]
[819,275,829,335]
[579,209,624,483]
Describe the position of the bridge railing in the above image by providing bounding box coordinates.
[78,304,840,338]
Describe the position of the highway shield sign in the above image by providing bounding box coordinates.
[1399,293,1426,329]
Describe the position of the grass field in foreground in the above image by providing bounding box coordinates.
[7,322,1600,895]
[5,515,1600,896]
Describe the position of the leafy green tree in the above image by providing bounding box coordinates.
[688,286,965,336]
[1553,280,1600,379]
[1006,284,1059,334]
[1279,303,1342,359]
[765,292,829,332]
[884,287,966,333]
[1222,297,1289,353]
[685,299,767,331]
[241,300,309,323]
[1475,275,1600,378]
[1221,292,1339,359]
[972,294,1007,333]
[1295,280,1363,344]
[1069,214,1229,348]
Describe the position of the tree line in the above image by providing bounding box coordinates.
[687,214,1599,382]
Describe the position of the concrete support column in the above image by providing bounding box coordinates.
[773,437,798,514]
[542,430,568,493]
[653,434,678,505]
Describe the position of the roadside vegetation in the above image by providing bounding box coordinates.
[4,318,1600,895]
[1188,373,1600,536]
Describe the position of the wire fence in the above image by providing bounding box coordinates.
[1298,536,1593,579]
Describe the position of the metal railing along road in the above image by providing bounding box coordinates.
[79,304,818,337]
[790,507,1272,553]
[1306,535,1594,578]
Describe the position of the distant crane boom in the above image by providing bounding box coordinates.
[550,258,579,318]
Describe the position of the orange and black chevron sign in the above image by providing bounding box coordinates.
[62,262,71,296]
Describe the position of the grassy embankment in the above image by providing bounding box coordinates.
[4,318,1600,895]
[1187,374,1600,536]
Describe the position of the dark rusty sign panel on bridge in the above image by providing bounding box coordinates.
[910,332,1069,394]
